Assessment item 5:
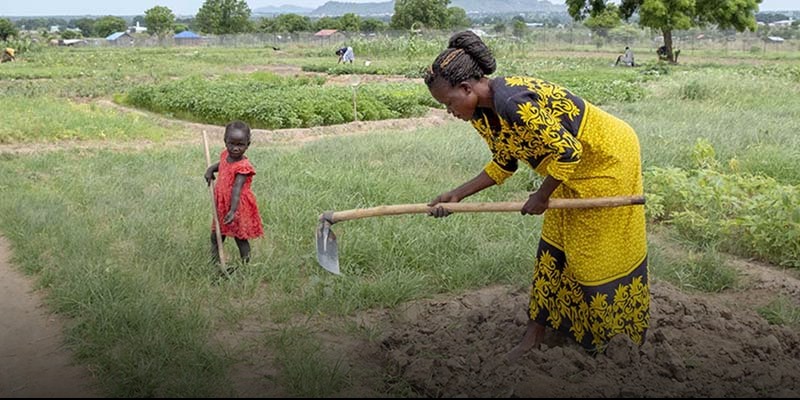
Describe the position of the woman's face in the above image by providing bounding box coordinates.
[429,79,477,121]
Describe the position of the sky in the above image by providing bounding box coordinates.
[0,0,796,17]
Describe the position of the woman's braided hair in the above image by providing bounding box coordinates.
[424,30,496,88]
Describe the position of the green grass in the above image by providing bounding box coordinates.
[0,95,176,143]
[269,327,350,397]
[648,240,741,293]
[617,66,800,184]
[0,125,538,396]
[758,295,800,328]
[2,43,799,396]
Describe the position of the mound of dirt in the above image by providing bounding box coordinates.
[361,282,799,397]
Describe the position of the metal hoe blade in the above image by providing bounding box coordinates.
[315,212,340,275]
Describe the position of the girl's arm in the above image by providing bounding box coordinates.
[224,173,248,224]
[204,162,220,186]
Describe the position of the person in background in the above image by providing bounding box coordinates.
[423,31,649,360]
[336,46,355,64]
[1,48,16,63]
[615,46,635,67]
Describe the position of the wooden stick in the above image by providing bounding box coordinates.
[323,195,645,223]
[203,130,227,275]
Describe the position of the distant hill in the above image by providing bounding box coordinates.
[254,0,565,17]
[253,5,316,15]
[312,1,393,16]
[451,0,563,14]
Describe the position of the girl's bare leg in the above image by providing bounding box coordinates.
[507,319,545,362]
[234,237,250,263]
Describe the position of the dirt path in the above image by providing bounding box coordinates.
[0,237,101,397]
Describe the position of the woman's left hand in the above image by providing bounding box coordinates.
[521,191,549,215]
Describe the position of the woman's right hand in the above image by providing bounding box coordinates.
[427,191,461,218]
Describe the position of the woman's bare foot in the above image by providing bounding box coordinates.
[506,320,545,362]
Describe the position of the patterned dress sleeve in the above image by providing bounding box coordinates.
[500,91,583,182]
[471,114,518,185]
[233,159,256,176]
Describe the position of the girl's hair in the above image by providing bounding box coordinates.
[224,120,251,142]
[424,30,496,88]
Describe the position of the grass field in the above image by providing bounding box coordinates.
[0,39,798,396]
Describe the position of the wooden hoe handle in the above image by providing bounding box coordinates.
[323,195,645,224]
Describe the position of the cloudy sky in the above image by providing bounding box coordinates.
[0,0,796,17]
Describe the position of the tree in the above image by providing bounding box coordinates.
[512,19,528,38]
[583,4,621,38]
[447,7,471,29]
[195,0,252,35]
[313,17,340,31]
[391,0,450,30]
[94,16,127,38]
[271,14,311,33]
[565,0,761,63]
[339,13,361,32]
[0,18,19,41]
[72,17,96,37]
[145,6,175,38]
[361,18,387,33]
[61,30,82,39]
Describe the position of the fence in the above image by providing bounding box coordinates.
[36,27,800,56]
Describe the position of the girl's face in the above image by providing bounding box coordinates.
[428,78,478,121]
[225,129,250,160]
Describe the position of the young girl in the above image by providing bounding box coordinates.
[204,120,264,265]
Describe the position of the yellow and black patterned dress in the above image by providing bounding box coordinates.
[473,77,649,352]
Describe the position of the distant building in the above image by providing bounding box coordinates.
[769,19,794,27]
[314,29,346,43]
[174,30,204,46]
[106,31,134,46]
[129,21,147,34]
[61,39,88,47]
[468,28,488,37]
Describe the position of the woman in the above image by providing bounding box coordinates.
[424,31,649,360]
[336,46,355,64]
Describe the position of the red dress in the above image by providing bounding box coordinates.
[212,149,264,239]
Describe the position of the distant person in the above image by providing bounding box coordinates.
[657,45,668,60]
[614,46,635,67]
[204,121,265,269]
[657,45,680,63]
[1,48,16,63]
[336,46,355,64]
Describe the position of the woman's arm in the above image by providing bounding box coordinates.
[522,175,562,215]
[427,170,497,217]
